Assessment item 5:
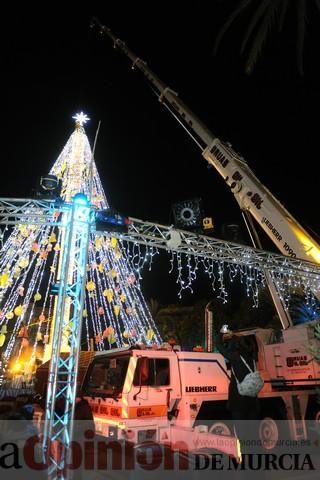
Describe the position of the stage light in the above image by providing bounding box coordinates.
[40,175,60,191]
[171,198,203,230]
[203,217,214,231]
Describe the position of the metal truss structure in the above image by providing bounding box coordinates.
[1,196,320,479]
[122,218,320,285]
[1,197,320,284]
[42,195,92,475]
[0,197,63,226]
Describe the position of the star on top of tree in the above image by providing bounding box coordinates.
[72,112,90,126]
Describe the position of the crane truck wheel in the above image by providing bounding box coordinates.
[258,417,281,451]
[209,422,232,436]
[306,400,320,441]
[259,414,289,451]
[258,400,288,451]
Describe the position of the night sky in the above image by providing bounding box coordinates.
[3,3,320,303]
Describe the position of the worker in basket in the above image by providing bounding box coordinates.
[215,325,262,451]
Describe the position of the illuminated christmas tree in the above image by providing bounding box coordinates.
[0,113,161,373]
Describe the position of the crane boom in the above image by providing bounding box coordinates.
[91,19,320,268]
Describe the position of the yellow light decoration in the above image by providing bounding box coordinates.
[61,161,67,174]
[103,288,114,303]
[14,305,23,316]
[146,329,155,341]
[108,333,116,344]
[19,227,29,238]
[113,305,120,317]
[83,309,88,318]
[34,292,42,302]
[13,268,21,279]
[97,263,104,273]
[95,237,102,250]
[109,269,118,279]
[111,238,118,249]
[0,272,9,288]
[120,293,126,303]
[53,244,60,252]
[0,325,7,346]
[115,251,122,260]
[18,257,29,269]
[86,280,96,292]
[49,232,57,243]
[6,311,14,320]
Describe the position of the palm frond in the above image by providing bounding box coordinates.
[213,0,253,55]
[240,0,277,55]
[244,2,279,75]
[277,0,290,32]
[296,0,306,76]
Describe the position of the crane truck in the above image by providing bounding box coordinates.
[32,20,320,465]
[62,19,320,452]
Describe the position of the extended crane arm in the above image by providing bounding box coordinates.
[91,18,320,267]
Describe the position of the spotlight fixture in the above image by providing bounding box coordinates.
[171,198,203,230]
[203,217,214,231]
[40,175,60,191]
[34,174,62,201]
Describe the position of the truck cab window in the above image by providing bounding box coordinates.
[133,358,170,386]
[84,356,129,397]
